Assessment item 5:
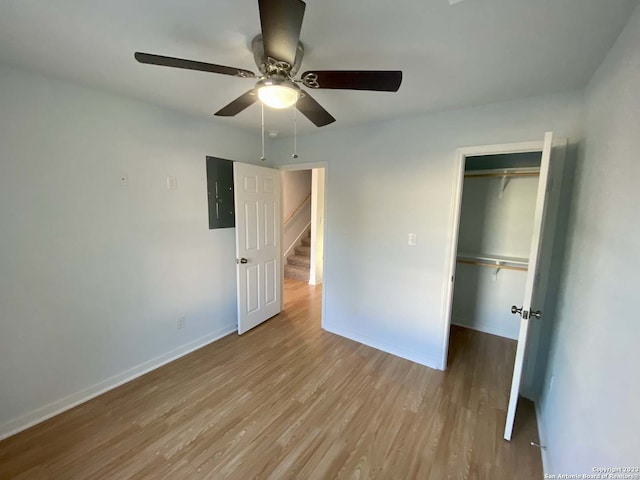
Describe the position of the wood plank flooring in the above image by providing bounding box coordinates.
[0,279,542,479]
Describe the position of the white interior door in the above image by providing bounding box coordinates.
[504,132,556,440]
[234,162,282,335]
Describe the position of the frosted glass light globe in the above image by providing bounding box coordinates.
[256,78,300,109]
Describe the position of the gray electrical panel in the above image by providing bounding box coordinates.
[206,156,235,229]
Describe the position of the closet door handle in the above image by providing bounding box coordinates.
[511,305,523,315]
[530,310,542,319]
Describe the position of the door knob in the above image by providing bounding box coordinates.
[238,257,248,264]
[530,310,542,319]
[511,305,523,315]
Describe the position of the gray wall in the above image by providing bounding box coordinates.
[538,5,640,473]
[0,64,261,438]
[282,170,312,218]
[272,91,584,368]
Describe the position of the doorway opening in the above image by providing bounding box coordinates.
[449,151,541,347]
[279,164,326,320]
[440,134,565,440]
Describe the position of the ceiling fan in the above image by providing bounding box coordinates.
[134,0,402,127]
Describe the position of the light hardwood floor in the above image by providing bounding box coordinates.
[0,279,542,479]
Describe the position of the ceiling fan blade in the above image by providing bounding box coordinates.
[214,90,259,117]
[296,91,335,127]
[135,52,255,78]
[301,70,402,92]
[258,0,306,66]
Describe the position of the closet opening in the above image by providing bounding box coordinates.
[445,149,544,441]
[441,134,566,441]
[449,151,542,351]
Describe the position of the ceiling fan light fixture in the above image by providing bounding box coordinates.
[256,77,300,109]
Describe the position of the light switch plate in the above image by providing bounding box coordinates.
[167,175,178,190]
[408,233,417,246]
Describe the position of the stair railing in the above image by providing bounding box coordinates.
[283,193,311,226]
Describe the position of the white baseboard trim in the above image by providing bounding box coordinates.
[323,323,440,370]
[534,400,551,475]
[0,323,236,441]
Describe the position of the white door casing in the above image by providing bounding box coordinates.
[310,168,325,286]
[234,162,282,335]
[503,132,556,440]
[441,138,549,372]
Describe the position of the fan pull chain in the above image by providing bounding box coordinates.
[292,106,298,159]
[260,103,266,161]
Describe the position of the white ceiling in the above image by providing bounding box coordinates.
[0,0,637,135]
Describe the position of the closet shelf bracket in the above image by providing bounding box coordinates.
[494,265,502,280]
[499,173,509,199]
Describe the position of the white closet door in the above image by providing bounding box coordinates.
[504,132,557,440]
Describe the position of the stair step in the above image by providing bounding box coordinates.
[301,237,311,246]
[288,254,311,267]
[294,245,311,256]
[284,264,309,282]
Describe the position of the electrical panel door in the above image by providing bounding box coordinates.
[206,156,235,229]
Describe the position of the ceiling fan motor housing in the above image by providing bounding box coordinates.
[251,34,304,77]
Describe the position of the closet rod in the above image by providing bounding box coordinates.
[464,171,539,179]
[456,258,528,272]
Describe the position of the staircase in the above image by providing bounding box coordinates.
[284,229,311,282]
